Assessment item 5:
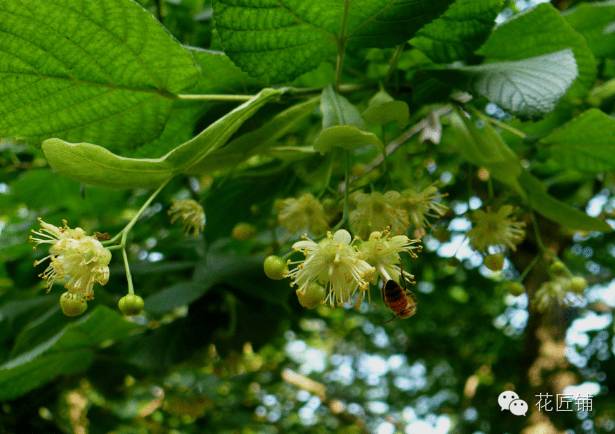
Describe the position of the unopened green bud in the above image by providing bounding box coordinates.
[296,283,326,309]
[232,222,256,240]
[504,281,525,296]
[264,255,288,280]
[484,253,505,271]
[118,294,144,316]
[60,292,87,317]
[569,276,587,294]
[549,260,568,276]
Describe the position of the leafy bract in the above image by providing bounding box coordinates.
[540,109,615,173]
[411,0,504,63]
[0,0,199,151]
[457,50,578,117]
[0,307,137,400]
[212,0,453,82]
[42,89,282,188]
[476,4,596,99]
[362,90,409,127]
[519,173,611,232]
[564,1,615,58]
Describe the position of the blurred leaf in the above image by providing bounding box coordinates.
[541,109,615,173]
[41,89,282,188]
[564,1,615,58]
[313,125,383,154]
[362,90,410,127]
[0,0,199,151]
[449,110,523,192]
[412,0,503,63]
[0,306,137,400]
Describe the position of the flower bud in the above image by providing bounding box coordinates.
[263,255,288,280]
[504,281,525,296]
[569,276,587,294]
[232,222,256,240]
[296,283,326,309]
[483,253,504,271]
[549,260,568,276]
[118,294,144,316]
[60,292,87,317]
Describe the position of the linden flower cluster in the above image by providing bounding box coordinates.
[534,261,587,312]
[269,229,421,309]
[30,219,112,316]
[468,205,526,253]
[275,193,329,236]
[168,199,205,237]
[350,186,448,239]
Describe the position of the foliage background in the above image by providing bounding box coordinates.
[0,0,614,433]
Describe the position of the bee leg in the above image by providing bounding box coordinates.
[382,315,396,324]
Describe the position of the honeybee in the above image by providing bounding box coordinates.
[382,264,417,320]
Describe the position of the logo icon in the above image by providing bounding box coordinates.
[498,390,528,416]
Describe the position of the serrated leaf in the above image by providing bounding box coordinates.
[362,90,409,127]
[314,125,383,154]
[212,0,453,82]
[519,173,611,232]
[0,307,137,400]
[0,0,200,151]
[449,110,523,192]
[564,1,615,58]
[540,109,615,173]
[42,89,282,188]
[457,50,578,117]
[476,4,596,99]
[411,0,504,63]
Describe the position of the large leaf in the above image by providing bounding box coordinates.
[476,4,596,99]
[0,0,200,151]
[540,109,615,173]
[41,88,282,188]
[456,50,578,117]
[212,0,453,82]
[0,307,137,400]
[564,1,615,59]
[519,173,611,232]
[411,0,503,63]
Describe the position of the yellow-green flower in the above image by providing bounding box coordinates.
[30,219,111,300]
[349,191,409,239]
[276,193,329,236]
[398,185,448,230]
[288,229,375,306]
[359,230,421,284]
[168,199,205,237]
[468,205,525,253]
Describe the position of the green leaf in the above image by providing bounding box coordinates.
[476,4,596,99]
[189,97,320,174]
[41,89,282,188]
[212,0,453,82]
[321,86,364,129]
[564,1,615,58]
[519,173,611,232]
[540,109,615,173]
[362,90,410,127]
[314,125,383,154]
[456,50,578,117]
[448,110,523,192]
[411,0,504,63]
[0,307,137,400]
[0,0,200,151]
